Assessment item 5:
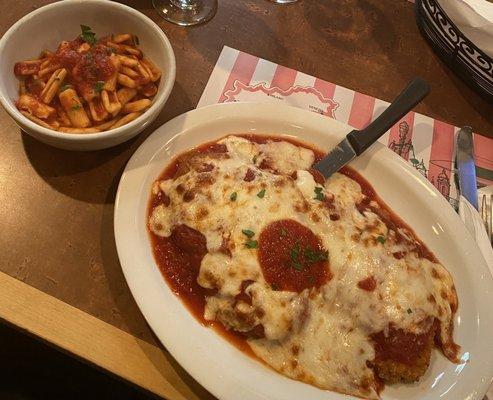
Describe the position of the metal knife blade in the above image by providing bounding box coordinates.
[313,78,430,179]
[456,126,478,210]
[313,137,356,178]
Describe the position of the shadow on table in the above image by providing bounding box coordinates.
[186,0,287,66]
[126,0,288,70]
[433,58,493,131]
[304,0,398,69]
[20,131,134,204]
[20,81,193,205]
[0,322,155,400]
[97,168,159,345]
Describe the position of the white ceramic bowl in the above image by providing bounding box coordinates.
[0,0,176,151]
[115,103,493,400]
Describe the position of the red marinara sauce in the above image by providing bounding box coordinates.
[53,37,115,96]
[147,134,441,358]
[148,140,255,354]
[258,219,332,292]
[371,323,436,366]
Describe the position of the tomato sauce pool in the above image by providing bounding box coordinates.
[53,37,115,95]
[147,134,438,356]
[258,219,332,292]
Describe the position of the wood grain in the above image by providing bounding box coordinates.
[0,271,215,400]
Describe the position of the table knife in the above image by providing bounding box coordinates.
[456,126,479,210]
[314,78,430,179]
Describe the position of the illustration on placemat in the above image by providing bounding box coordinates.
[388,121,428,177]
[389,122,413,160]
[430,163,459,209]
[222,80,340,118]
[432,167,451,197]
[387,121,459,207]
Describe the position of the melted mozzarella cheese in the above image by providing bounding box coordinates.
[249,290,378,398]
[149,135,457,399]
[258,140,315,174]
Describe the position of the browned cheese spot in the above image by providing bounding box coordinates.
[176,183,185,194]
[293,200,310,213]
[311,212,321,222]
[274,178,286,187]
[195,208,209,220]
[244,168,255,182]
[183,190,195,202]
[329,213,340,221]
[196,174,214,187]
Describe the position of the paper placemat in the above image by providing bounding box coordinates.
[198,46,493,210]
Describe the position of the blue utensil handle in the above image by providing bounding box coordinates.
[347,78,430,155]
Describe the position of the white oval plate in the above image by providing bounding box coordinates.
[114,102,493,400]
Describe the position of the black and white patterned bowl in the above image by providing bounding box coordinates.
[415,0,493,102]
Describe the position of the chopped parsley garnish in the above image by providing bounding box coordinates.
[376,235,386,244]
[230,192,237,201]
[280,228,288,237]
[271,282,280,291]
[244,239,258,249]
[290,243,300,260]
[60,83,71,92]
[314,186,325,201]
[290,243,303,270]
[252,155,258,163]
[305,248,328,263]
[80,25,96,45]
[242,229,255,238]
[407,308,412,314]
[95,81,105,93]
[257,188,266,198]
[292,261,304,271]
[71,104,82,111]
[289,242,328,271]
[133,35,140,46]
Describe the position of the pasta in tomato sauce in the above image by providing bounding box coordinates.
[13,25,161,133]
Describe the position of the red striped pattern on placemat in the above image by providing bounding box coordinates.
[313,79,336,100]
[207,47,493,205]
[348,92,376,130]
[270,65,298,90]
[428,121,456,199]
[218,52,259,103]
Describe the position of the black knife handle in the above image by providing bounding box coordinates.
[347,78,430,155]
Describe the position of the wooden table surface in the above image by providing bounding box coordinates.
[0,0,492,398]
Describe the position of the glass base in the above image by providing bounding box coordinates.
[153,0,217,26]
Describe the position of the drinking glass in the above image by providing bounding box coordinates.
[153,0,217,26]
